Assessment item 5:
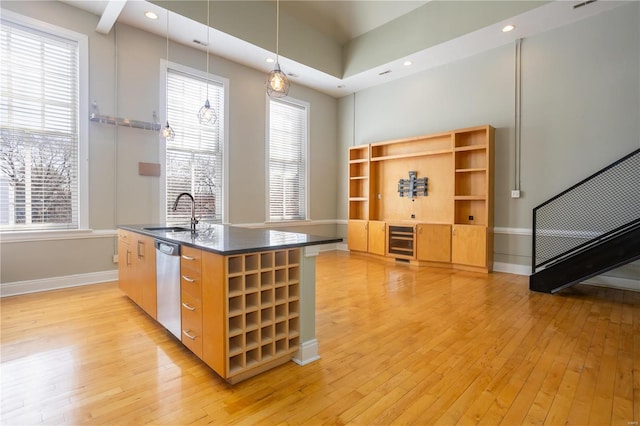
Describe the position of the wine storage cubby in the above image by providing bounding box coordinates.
[225,248,301,377]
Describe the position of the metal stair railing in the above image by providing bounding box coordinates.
[532,148,640,274]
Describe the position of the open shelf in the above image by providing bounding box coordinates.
[454,128,488,148]
[454,200,487,225]
[370,134,452,159]
[371,148,451,162]
[349,146,369,162]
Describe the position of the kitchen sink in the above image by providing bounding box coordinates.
[143,226,192,233]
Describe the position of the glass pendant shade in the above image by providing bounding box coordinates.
[198,98,217,125]
[162,122,175,141]
[267,63,290,98]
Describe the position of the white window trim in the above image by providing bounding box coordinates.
[265,95,310,222]
[0,10,89,236]
[158,59,229,224]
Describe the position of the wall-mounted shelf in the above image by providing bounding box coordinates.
[90,113,161,132]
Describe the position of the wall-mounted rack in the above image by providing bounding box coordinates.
[89,101,161,132]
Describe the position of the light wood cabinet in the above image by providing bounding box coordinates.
[347,219,368,252]
[117,230,156,317]
[201,248,302,384]
[347,125,494,272]
[137,234,157,318]
[181,246,203,358]
[451,225,487,268]
[117,230,137,304]
[416,224,451,263]
[368,220,386,256]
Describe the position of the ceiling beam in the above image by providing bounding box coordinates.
[96,0,127,34]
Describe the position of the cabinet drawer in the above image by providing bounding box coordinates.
[181,246,202,271]
[181,271,202,299]
[181,291,202,357]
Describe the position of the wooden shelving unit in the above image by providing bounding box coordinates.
[348,145,370,221]
[224,249,301,379]
[347,125,494,272]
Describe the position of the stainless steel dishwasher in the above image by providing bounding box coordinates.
[155,239,181,339]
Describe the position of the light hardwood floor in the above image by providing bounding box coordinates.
[1,251,639,425]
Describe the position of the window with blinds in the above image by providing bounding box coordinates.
[0,19,80,231]
[268,98,307,221]
[166,69,224,224]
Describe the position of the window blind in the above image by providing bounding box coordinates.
[166,69,224,224]
[268,98,307,221]
[0,20,79,231]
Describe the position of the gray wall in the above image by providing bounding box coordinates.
[0,1,337,284]
[337,3,640,278]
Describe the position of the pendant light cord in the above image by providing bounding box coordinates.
[206,0,210,98]
[275,0,280,63]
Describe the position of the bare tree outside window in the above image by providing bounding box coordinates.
[0,130,73,226]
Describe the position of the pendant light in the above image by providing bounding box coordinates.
[266,0,289,98]
[197,0,217,125]
[162,7,175,141]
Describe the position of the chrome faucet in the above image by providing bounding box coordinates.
[172,192,199,232]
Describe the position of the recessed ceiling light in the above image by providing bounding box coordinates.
[403,61,413,66]
[502,24,515,32]
[144,11,158,20]
[266,58,275,63]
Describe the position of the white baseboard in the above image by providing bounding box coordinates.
[292,339,320,366]
[1,270,118,297]
[493,262,531,276]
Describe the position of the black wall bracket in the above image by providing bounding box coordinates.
[398,171,428,199]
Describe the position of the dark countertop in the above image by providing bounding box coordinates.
[118,223,342,256]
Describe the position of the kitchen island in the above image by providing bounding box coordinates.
[117,223,341,384]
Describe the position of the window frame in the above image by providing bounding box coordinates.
[265,96,310,223]
[0,10,89,234]
[159,59,229,225]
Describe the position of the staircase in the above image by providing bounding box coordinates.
[529,148,640,293]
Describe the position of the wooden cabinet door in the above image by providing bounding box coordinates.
[416,224,451,262]
[347,220,368,252]
[201,251,226,376]
[368,221,386,256]
[137,234,157,319]
[117,230,135,301]
[451,225,487,268]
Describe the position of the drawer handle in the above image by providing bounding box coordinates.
[182,275,195,283]
[183,330,197,340]
[182,255,195,261]
[182,302,196,311]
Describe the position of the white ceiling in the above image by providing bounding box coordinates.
[61,0,625,98]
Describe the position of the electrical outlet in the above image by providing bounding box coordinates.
[511,190,521,199]
[112,254,119,264]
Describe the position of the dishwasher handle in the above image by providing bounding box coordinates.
[154,239,180,256]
